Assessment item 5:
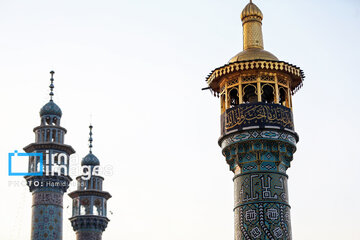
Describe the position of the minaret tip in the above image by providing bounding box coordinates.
[49,71,55,101]
[89,124,93,153]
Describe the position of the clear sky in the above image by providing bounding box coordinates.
[0,0,359,239]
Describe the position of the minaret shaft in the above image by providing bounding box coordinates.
[76,230,102,240]
[30,190,64,240]
[221,129,296,240]
[233,169,292,240]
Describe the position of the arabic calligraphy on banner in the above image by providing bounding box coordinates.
[223,103,294,134]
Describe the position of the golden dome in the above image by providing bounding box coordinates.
[229,49,278,63]
[241,1,263,21]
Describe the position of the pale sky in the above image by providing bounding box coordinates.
[0,0,360,239]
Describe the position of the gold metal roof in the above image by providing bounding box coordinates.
[229,49,278,62]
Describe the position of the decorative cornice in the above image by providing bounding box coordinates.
[68,190,112,200]
[223,139,295,172]
[33,125,67,133]
[206,60,305,94]
[69,215,110,232]
[76,175,104,181]
[23,142,75,155]
[219,129,298,150]
[233,170,289,180]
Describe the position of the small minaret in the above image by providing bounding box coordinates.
[24,71,75,240]
[69,125,111,240]
[205,1,304,240]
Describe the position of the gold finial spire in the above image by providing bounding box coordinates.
[228,1,278,62]
[241,1,264,50]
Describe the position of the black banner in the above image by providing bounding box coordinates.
[221,103,294,136]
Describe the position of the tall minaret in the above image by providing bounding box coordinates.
[205,1,304,240]
[69,125,111,240]
[24,71,75,240]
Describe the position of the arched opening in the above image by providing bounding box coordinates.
[36,131,40,142]
[58,155,67,175]
[46,117,51,125]
[29,156,35,172]
[104,200,107,217]
[92,178,97,189]
[80,198,91,215]
[41,130,45,142]
[73,198,80,216]
[35,158,40,172]
[52,129,57,142]
[279,87,288,107]
[93,198,103,216]
[46,129,50,142]
[95,179,99,190]
[243,84,257,103]
[261,84,275,103]
[78,179,82,190]
[228,88,239,108]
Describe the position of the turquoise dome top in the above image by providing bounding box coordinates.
[40,100,62,117]
[81,153,100,166]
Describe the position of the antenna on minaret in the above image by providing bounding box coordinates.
[49,70,55,101]
[89,124,93,153]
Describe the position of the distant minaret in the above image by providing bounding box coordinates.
[24,71,75,240]
[205,1,304,239]
[69,125,111,240]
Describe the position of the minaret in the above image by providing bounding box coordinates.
[24,71,75,240]
[69,125,111,240]
[205,2,304,240]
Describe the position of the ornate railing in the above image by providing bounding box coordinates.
[220,102,294,137]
